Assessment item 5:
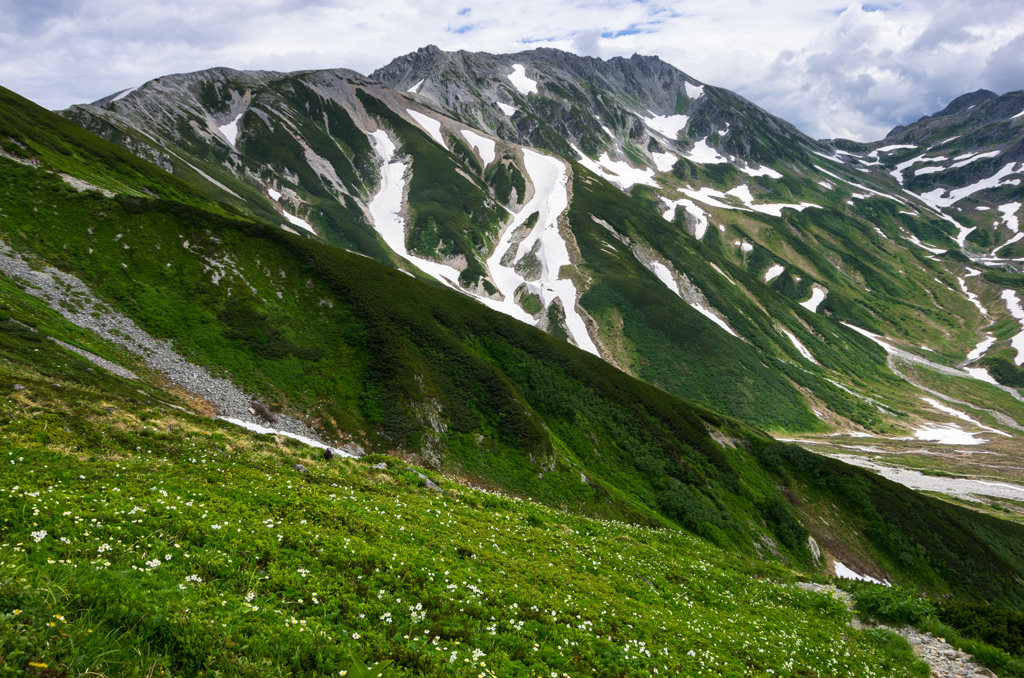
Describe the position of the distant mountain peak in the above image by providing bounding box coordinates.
[928,89,999,120]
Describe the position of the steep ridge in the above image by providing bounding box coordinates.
[50,49,1024,451]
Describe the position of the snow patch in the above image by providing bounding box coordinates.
[507,64,538,95]
[1002,289,1024,365]
[782,328,817,363]
[485,149,599,354]
[460,129,496,166]
[407,79,424,94]
[650,262,679,294]
[218,112,244,148]
[497,102,517,116]
[282,210,316,234]
[684,137,729,164]
[964,367,999,385]
[652,266,738,337]
[573,145,655,189]
[764,264,784,282]
[871,144,916,156]
[889,154,948,183]
[267,188,281,202]
[914,424,988,445]
[111,86,138,103]
[219,417,349,453]
[642,111,688,138]
[406,109,447,148]
[738,165,783,179]
[834,561,884,585]
[958,277,988,317]
[690,303,739,337]
[660,197,709,239]
[999,203,1021,232]
[800,286,827,313]
[679,185,819,217]
[921,397,1009,437]
[685,82,704,100]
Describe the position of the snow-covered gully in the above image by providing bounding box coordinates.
[366,131,598,354]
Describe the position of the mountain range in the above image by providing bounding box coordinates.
[2,44,1024,675]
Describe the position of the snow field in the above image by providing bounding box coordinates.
[684,82,704,100]
[407,79,424,94]
[405,109,447,148]
[460,130,496,166]
[267,188,281,201]
[496,102,517,116]
[507,64,538,95]
[485,149,599,354]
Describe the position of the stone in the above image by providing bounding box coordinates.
[341,443,366,458]
[418,473,442,492]
[293,464,306,473]
[12,384,24,390]
[371,462,388,470]
[324,448,336,460]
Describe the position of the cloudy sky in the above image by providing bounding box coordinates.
[1,0,1022,141]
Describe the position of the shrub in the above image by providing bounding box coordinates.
[847,583,935,625]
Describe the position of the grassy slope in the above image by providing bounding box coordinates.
[0,310,929,677]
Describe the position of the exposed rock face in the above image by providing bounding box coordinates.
[370,45,821,164]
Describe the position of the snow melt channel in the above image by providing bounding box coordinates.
[367,131,474,294]
[485,150,599,354]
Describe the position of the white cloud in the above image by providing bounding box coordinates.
[0,0,1021,141]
